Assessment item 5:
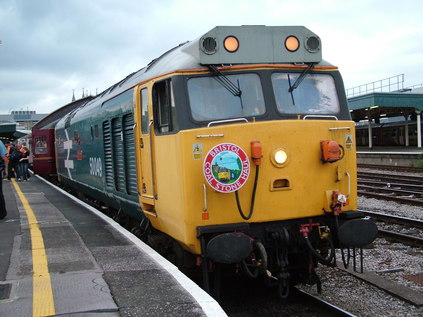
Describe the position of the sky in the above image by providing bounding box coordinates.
[1,0,423,115]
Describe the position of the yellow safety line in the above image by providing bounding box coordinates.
[11,179,56,317]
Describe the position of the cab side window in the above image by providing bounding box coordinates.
[153,79,178,134]
[141,88,149,134]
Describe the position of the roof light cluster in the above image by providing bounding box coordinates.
[201,34,320,55]
[198,26,323,65]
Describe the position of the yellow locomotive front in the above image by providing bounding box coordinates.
[135,26,377,295]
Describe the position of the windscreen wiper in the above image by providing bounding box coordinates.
[288,74,295,105]
[288,63,315,93]
[209,65,242,98]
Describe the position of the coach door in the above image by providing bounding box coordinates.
[139,87,156,208]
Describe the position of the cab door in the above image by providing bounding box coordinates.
[138,87,156,209]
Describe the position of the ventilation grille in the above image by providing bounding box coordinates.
[123,114,138,196]
[112,118,125,192]
[103,121,114,188]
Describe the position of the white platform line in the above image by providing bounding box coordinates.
[35,175,227,317]
[357,151,423,155]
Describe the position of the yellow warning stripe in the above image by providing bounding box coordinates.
[11,179,55,317]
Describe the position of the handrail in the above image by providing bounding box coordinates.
[303,115,338,120]
[345,172,351,197]
[329,127,351,131]
[148,121,157,199]
[203,184,208,211]
[196,134,224,138]
[207,118,248,127]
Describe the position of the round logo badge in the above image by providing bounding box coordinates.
[203,143,250,193]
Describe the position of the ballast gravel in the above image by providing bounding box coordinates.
[298,196,423,317]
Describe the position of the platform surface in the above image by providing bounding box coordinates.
[356,146,423,154]
[0,176,226,317]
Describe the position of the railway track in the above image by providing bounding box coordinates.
[360,210,423,228]
[358,164,423,174]
[294,288,357,317]
[358,172,423,206]
[358,172,423,185]
[220,277,358,316]
[331,211,423,308]
[357,190,423,206]
[376,229,423,247]
[359,210,423,247]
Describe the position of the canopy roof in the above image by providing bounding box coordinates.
[348,92,423,122]
[0,123,28,142]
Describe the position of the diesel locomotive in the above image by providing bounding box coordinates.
[33,25,378,296]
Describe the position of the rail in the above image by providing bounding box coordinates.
[294,288,358,317]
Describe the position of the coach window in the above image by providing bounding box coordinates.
[34,136,47,154]
[153,79,178,133]
[141,88,149,134]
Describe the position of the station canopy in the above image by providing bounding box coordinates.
[0,123,28,142]
[348,91,423,122]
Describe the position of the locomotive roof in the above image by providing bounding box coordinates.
[85,26,329,107]
[33,96,94,130]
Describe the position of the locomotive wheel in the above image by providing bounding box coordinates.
[166,241,185,268]
[148,233,169,255]
[241,241,267,279]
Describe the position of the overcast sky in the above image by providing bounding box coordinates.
[1,0,422,115]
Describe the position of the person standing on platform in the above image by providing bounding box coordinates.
[19,146,30,181]
[7,143,21,181]
[0,140,8,219]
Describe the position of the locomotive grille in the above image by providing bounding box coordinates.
[123,113,137,196]
[103,121,114,188]
[112,118,125,192]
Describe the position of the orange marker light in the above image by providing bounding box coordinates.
[224,36,239,52]
[251,141,263,166]
[320,140,341,163]
[285,36,299,52]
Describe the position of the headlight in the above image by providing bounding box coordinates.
[224,36,239,52]
[285,36,299,52]
[271,148,288,167]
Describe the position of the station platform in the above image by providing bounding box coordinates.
[0,176,226,317]
[356,146,423,167]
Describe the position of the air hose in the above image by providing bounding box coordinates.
[241,240,267,279]
[304,232,335,265]
[235,165,259,220]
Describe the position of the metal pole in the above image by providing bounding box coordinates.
[405,117,409,147]
[417,111,422,148]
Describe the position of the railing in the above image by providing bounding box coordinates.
[346,74,404,97]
